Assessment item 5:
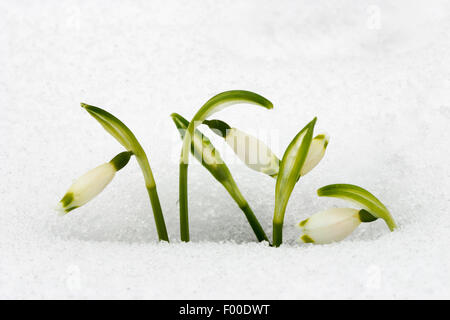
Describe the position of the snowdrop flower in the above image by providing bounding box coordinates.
[300,134,329,177]
[203,119,280,177]
[57,151,132,214]
[226,127,280,177]
[204,120,329,179]
[298,207,376,244]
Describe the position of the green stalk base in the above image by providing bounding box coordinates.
[240,203,269,243]
[272,221,283,247]
[179,163,189,242]
[147,186,169,242]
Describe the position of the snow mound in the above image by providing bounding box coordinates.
[1,0,449,299]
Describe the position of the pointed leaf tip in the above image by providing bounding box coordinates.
[272,118,317,246]
[180,90,274,164]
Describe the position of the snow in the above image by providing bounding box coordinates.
[1,0,450,299]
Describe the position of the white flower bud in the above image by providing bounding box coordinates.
[57,151,132,214]
[298,208,361,244]
[225,128,279,177]
[300,134,329,176]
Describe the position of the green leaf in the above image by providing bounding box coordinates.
[181,90,273,164]
[82,105,134,151]
[81,104,147,176]
[317,183,397,231]
[272,117,317,246]
[81,103,169,241]
[171,113,268,242]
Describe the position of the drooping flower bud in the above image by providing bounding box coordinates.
[226,128,280,177]
[298,207,374,244]
[57,151,132,214]
[317,183,396,231]
[300,134,329,176]
[203,119,280,177]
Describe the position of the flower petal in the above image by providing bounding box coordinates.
[300,133,329,176]
[225,128,280,177]
[59,163,116,213]
[300,208,360,244]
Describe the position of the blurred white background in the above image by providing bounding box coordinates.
[1,0,449,299]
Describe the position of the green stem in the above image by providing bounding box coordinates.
[177,91,273,242]
[137,153,169,242]
[239,203,269,242]
[272,221,283,247]
[179,163,189,242]
[221,179,269,242]
[147,186,169,241]
[81,104,169,242]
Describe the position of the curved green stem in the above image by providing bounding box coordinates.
[239,203,269,242]
[221,179,269,242]
[172,113,268,242]
[317,184,397,231]
[81,103,169,242]
[240,203,269,242]
[178,91,273,242]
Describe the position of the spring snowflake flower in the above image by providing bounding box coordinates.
[57,151,132,214]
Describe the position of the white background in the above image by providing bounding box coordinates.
[1,0,449,299]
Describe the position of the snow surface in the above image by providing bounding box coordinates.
[1,0,450,299]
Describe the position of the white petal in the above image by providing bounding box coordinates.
[300,134,329,176]
[300,208,360,244]
[54,202,67,216]
[61,163,116,211]
[226,128,279,176]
